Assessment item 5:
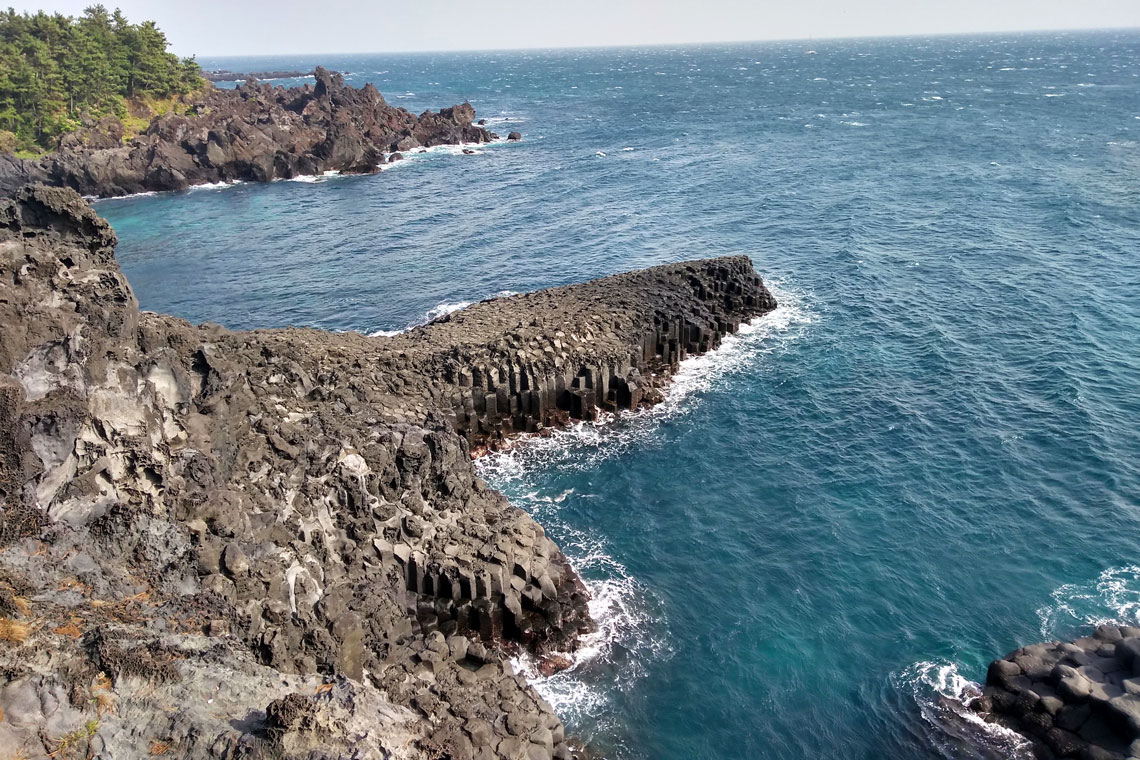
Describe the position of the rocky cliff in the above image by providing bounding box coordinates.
[0,185,776,759]
[979,625,1140,759]
[0,68,496,199]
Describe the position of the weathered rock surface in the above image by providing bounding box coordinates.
[978,625,1140,759]
[0,68,496,198]
[0,185,776,758]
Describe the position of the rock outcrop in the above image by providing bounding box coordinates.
[979,625,1140,759]
[204,70,311,83]
[0,68,495,198]
[0,185,777,759]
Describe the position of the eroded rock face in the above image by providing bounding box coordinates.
[0,186,777,759]
[0,68,496,198]
[979,625,1140,759]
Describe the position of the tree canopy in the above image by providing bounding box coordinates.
[0,6,204,153]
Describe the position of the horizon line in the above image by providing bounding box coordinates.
[185,23,1140,60]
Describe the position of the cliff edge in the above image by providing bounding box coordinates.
[0,186,776,759]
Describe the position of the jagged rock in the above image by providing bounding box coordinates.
[0,185,777,759]
[507,132,522,141]
[0,72,497,198]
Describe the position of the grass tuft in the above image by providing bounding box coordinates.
[0,617,29,644]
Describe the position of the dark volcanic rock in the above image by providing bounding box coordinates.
[204,69,311,83]
[978,625,1140,759]
[0,185,777,759]
[507,131,522,141]
[0,68,497,198]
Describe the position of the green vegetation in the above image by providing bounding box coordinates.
[0,5,205,153]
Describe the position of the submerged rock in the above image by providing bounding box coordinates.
[0,185,777,758]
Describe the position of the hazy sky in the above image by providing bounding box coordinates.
[23,0,1140,57]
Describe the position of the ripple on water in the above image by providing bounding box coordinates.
[479,286,815,750]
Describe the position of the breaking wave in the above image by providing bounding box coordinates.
[476,280,816,481]
[480,282,814,736]
[893,661,1033,759]
[1037,565,1140,639]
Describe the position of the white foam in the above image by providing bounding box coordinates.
[895,661,1033,758]
[367,300,470,336]
[503,518,670,723]
[1037,565,1140,638]
[383,140,503,168]
[481,115,529,125]
[187,180,245,192]
[367,292,521,337]
[480,281,814,720]
[89,190,158,202]
[476,281,815,483]
[424,300,473,321]
[285,170,344,183]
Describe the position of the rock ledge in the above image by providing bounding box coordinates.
[0,185,777,759]
[980,625,1140,759]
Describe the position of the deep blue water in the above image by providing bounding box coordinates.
[96,32,1140,759]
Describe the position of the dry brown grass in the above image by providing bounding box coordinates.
[52,622,82,638]
[0,617,29,644]
[149,741,171,756]
[92,672,115,716]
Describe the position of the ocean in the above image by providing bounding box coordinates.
[95,31,1140,759]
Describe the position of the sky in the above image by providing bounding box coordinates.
[21,0,1140,57]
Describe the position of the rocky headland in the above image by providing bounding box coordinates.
[0,68,497,199]
[203,70,314,83]
[0,185,776,758]
[979,626,1140,759]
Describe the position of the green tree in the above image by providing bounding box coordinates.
[0,5,204,152]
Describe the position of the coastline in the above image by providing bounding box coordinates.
[0,68,499,200]
[86,137,515,203]
[0,185,776,759]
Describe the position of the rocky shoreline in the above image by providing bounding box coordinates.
[203,69,314,83]
[978,626,1140,759]
[0,185,776,759]
[0,68,496,199]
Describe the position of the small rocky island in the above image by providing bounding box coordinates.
[980,626,1140,759]
[0,185,776,758]
[0,68,496,198]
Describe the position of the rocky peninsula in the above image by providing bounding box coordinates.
[0,68,496,199]
[0,185,776,758]
[979,626,1140,759]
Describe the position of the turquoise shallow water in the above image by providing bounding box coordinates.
[96,32,1140,759]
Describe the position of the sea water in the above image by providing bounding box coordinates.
[96,32,1140,759]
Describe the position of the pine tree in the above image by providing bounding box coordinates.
[0,6,205,152]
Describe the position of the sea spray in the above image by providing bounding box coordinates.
[476,280,816,480]
[479,282,814,738]
[1036,565,1140,639]
[892,661,1033,759]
